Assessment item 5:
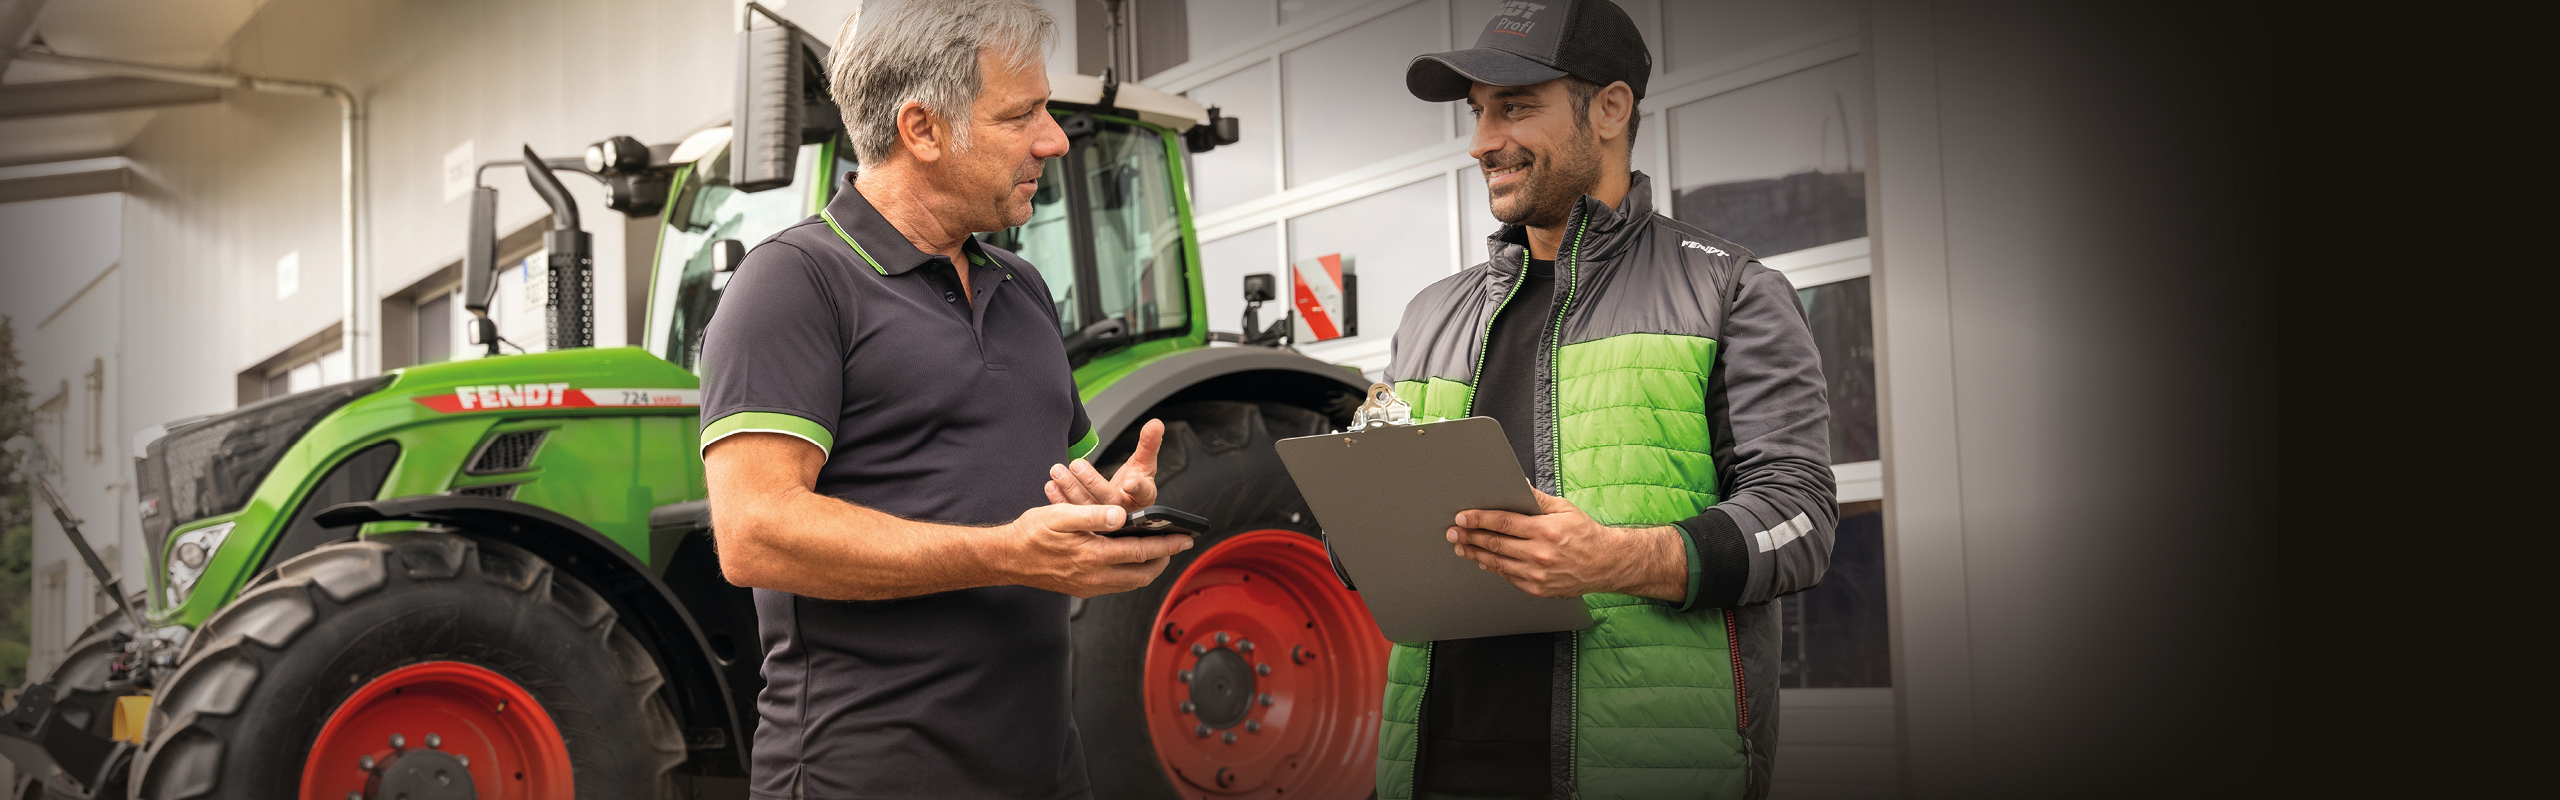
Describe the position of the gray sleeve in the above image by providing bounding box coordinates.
[1673,262,1838,610]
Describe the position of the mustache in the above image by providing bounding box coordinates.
[1479,148,1533,173]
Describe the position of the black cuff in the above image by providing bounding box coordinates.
[1674,508,1750,610]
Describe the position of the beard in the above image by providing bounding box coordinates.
[1483,132,1604,228]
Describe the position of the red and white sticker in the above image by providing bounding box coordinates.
[414,384,700,413]
[1291,252,1352,342]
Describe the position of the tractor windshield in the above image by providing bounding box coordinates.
[649,119,1189,373]
[649,142,843,371]
[978,120,1190,344]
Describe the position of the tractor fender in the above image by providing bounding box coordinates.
[1083,346,1368,453]
[311,495,749,776]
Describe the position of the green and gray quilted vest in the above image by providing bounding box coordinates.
[1375,174,1772,800]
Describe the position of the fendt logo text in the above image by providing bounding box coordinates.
[412,384,701,414]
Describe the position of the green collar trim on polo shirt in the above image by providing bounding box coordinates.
[820,207,890,275]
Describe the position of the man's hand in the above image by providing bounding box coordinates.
[1002,502,1193,598]
[1044,418,1163,514]
[1446,487,1689,602]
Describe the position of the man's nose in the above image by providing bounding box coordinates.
[1032,110,1070,159]
[1467,117,1505,163]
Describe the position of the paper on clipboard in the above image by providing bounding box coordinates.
[1275,386,1595,643]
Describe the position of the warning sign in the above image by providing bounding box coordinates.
[1290,253,1357,343]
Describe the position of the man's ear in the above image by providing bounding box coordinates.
[895,100,948,163]
[1592,80,1635,146]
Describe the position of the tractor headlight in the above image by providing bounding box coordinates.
[166,522,235,601]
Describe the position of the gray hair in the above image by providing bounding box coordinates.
[828,0,1055,170]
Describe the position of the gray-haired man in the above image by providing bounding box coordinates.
[698,2,1189,798]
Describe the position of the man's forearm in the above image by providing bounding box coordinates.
[717,485,1018,601]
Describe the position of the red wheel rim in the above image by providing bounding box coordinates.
[300,661,573,800]
[1145,529,1391,799]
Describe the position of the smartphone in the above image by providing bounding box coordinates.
[1105,505,1210,538]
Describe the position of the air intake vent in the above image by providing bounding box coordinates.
[452,483,519,500]
[466,430,547,475]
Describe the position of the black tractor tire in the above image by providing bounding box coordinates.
[11,610,137,800]
[1070,400,1341,800]
[129,529,685,799]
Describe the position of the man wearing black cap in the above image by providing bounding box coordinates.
[1377,1,1839,798]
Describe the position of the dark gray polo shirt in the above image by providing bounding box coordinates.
[698,177,1095,800]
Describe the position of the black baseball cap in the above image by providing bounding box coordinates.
[1407,0,1652,103]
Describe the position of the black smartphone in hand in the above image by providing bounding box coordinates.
[1105,505,1210,538]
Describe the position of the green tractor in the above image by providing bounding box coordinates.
[3,12,1389,800]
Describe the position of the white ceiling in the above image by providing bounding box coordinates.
[1,0,273,165]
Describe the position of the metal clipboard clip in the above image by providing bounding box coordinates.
[1349,382,1413,430]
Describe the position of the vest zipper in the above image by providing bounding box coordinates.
[1547,205,1591,793]
[1461,257,1528,418]
[1725,607,1749,732]
[1410,642,1434,798]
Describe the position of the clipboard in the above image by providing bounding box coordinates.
[1274,388,1596,643]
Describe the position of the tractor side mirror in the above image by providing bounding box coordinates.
[1185,106,1243,154]
[733,2,837,193]
[1242,273,1276,303]
[711,239,747,273]
[463,185,499,316]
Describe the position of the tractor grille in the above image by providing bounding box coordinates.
[465,430,547,474]
[136,375,394,562]
[452,483,520,500]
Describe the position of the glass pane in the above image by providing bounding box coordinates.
[416,292,452,365]
[1797,276,1877,463]
[1182,59,1278,216]
[1779,500,1888,688]
[1199,224,1279,338]
[1667,56,1865,258]
[656,143,829,371]
[1661,0,1859,75]
[978,156,1079,336]
[1082,124,1189,337]
[1187,1,1274,62]
[1286,175,1451,352]
[1281,1,1447,187]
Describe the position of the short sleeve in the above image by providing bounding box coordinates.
[697,241,846,456]
[1067,403,1095,461]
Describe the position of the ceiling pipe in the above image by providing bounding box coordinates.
[12,48,373,377]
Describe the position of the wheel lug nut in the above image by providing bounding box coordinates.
[358,754,376,771]
[1256,663,1272,676]
[1196,724,1210,738]
[1247,720,1262,733]
[425,733,442,749]
[1223,731,1237,744]
[457,755,470,768]
[1192,643,1206,656]
[348,793,362,800]
[1240,640,1254,653]
[1258,692,1273,706]
[389,733,406,749]
[1179,669,1193,683]
[1180,700,1196,714]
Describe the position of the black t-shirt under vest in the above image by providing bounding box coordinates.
[1420,256,1557,797]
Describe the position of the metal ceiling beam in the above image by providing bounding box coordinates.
[0,0,56,75]
[0,166,126,203]
[0,76,221,120]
